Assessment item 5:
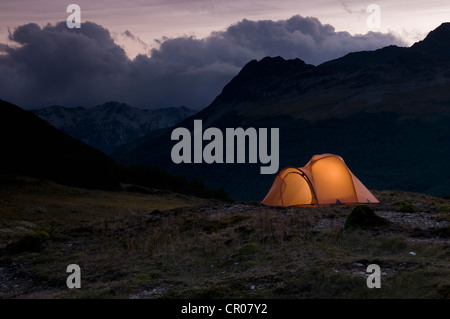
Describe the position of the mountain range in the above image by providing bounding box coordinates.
[32,102,196,154]
[0,99,229,200]
[112,23,450,200]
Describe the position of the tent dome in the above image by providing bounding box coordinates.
[262,154,379,207]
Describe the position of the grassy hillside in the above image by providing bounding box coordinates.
[0,176,448,299]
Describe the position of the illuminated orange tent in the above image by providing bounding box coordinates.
[262,154,379,207]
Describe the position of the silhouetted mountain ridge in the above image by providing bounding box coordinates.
[220,56,313,104]
[319,45,406,69]
[411,22,450,59]
[324,22,450,69]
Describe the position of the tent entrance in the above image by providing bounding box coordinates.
[280,169,317,206]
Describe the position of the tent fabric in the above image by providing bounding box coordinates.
[262,154,379,207]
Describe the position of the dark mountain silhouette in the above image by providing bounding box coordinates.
[32,101,196,154]
[112,23,450,200]
[0,99,231,201]
[0,99,121,190]
[411,22,450,59]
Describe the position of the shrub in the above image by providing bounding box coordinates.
[241,261,258,271]
[437,283,450,299]
[344,205,390,230]
[5,230,50,254]
[237,243,259,255]
[203,216,247,233]
[437,204,450,212]
[377,234,408,253]
[393,200,416,213]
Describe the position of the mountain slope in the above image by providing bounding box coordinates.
[32,101,196,154]
[0,99,121,190]
[410,22,450,59]
[112,23,450,200]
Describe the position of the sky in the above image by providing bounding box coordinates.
[0,0,449,109]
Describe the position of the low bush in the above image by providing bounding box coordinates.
[5,230,50,254]
[344,205,390,230]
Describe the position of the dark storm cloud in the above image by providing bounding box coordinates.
[0,15,406,109]
[0,22,129,107]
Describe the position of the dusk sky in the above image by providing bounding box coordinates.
[0,0,449,109]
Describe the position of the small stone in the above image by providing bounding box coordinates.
[409,251,416,256]
[250,285,255,290]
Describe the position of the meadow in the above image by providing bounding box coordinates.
[0,175,448,299]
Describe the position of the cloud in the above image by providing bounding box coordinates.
[0,15,406,109]
[122,30,148,48]
[0,22,129,107]
[338,0,353,14]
